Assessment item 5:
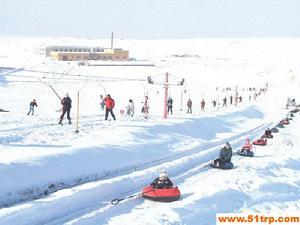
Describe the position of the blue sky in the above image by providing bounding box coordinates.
[0,0,299,38]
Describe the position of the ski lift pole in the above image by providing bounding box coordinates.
[75,76,88,133]
[39,78,61,101]
[180,87,183,111]
[163,72,169,119]
[98,81,107,96]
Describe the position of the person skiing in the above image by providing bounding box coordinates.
[223,97,227,107]
[230,95,233,105]
[100,94,105,111]
[241,138,252,153]
[103,94,116,120]
[201,99,205,111]
[59,93,72,124]
[213,142,232,167]
[151,172,174,189]
[142,96,149,118]
[212,100,217,108]
[27,99,38,115]
[126,99,134,117]
[167,97,173,115]
[187,98,192,113]
[239,96,243,103]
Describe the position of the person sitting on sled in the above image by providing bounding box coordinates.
[151,172,174,189]
[257,136,267,143]
[213,142,232,167]
[241,138,252,153]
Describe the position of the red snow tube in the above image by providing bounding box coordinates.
[253,139,267,146]
[142,185,181,202]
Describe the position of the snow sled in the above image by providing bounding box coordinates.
[253,139,267,146]
[290,113,294,117]
[276,123,284,128]
[271,127,279,133]
[210,161,233,170]
[261,134,273,139]
[237,150,254,157]
[142,185,181,202]
[290,109,299,114]
[281,120,289,125]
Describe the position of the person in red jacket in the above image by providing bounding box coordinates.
[104,94,116,120]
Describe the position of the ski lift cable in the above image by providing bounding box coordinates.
[20,68,147,82]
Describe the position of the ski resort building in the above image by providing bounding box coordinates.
[46,46,129,61]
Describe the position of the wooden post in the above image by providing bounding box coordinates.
[164,72,169,119]
[75,91,80,133]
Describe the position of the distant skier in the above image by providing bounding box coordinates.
[201,99,205,111]
[239,96,243,103]
[59,93,72,124]
[151,172,174,189]
[100,94,105,111]
[187,98,192,114]
[230,95,233,105]
[167,97,173,115]
[126,99,134,117]
[212,100,217,108]
[27,99,38,115]
[223,97,227,107]
[104,94,116,120]
[142,96,149,118]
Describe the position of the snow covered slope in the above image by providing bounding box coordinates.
[0,37,300,224]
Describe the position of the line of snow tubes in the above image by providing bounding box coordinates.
[142,185,181,202]
[237,150,254,157]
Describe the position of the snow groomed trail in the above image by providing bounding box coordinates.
[0,103,295,225]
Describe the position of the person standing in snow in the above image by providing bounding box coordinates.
[100,94,105,111]
[59,93,72,124]
[126,99,134,117]
[104,94,116,120]
[230,95,233,105]
[167,97,173,115]
[201,99,205,111]
[239,96,243,103]
[27,99,38,115]
[212,100,217,108]
[187,98,192,114]
[223,97,227,107]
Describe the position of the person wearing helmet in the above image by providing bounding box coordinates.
[151,172,174,189]
[213,142,232,166]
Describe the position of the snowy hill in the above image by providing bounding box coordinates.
[0,37,300,225]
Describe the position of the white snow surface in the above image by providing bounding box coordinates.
[0,37,300,225]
